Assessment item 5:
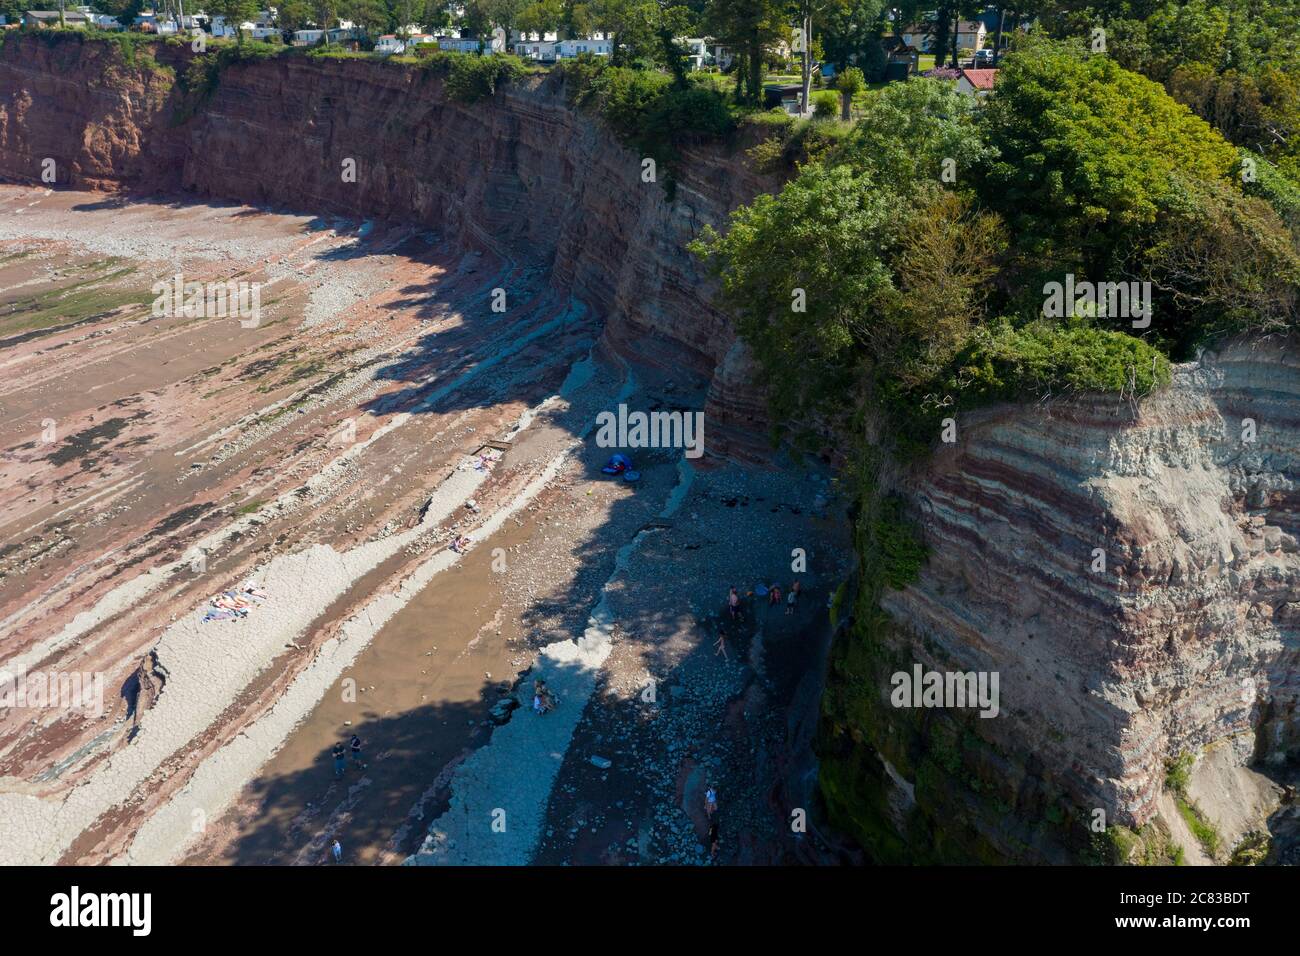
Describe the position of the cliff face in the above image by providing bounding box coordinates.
[821,339,1300,863]
[0,33,773,458]
[3,34,1297,862]
[894,339,1300,822]
[0,35,181,189]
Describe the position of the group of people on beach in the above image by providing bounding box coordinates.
[202,580,269,623]
[727,580,801,620]
[331,734,365,777]
[717,580,803,658]
[327,735,366,864]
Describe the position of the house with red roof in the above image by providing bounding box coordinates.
[956,68,998,97]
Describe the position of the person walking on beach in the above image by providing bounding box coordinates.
[331,839,343,864]
[332,741,346,777]
[707,818,720,860]
[768,583,782,608]
[786,580,801,615]
[705,785,718,818]
[714,627,728,660]
[350,734,366,770]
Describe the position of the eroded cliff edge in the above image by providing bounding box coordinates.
[2,33,1296,863]
[0,32,772,458]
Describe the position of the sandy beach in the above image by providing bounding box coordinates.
[0,185,849,866]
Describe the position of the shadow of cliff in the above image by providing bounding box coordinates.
[198,692,498,865]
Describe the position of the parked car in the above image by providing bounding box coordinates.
[974,48,995,66]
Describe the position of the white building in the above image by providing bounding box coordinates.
[292,28,324,45]
[438,29,505,53]
[375,34,406,54]
[954,67,997,97]
[901,20,987,53]
[677,37,709,70]
[130,10,181,33]
[211,15,274,38]
[24,10,91,27]
[328,25,364,43]
[516,39,557,61]
[556,36,612,58]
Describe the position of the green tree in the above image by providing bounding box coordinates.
[516,0,564,36]
[819,0,887,72]
[460,0,493,39]
[482,0,529,37]
[314,0,338,41]
[581,0,660,65]
[277,0,313,32]
[420,0,454,32]
[789,0,849,113]
[691,162,900,419]
[345,0,390,37]
[981,39,1240,271]
[704,0,785,106]
[840,76,991,195]
[834,64,864,120]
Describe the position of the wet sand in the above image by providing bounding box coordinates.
[183,509,536,865]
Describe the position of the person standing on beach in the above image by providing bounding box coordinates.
[350,734,365,770]
[786,580,801,615]
[705,786,718,818]
[728,586,741,620]
[707,819,720,860]
[331,839,342,864]
[332,741,346,777]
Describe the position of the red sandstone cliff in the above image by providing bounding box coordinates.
[4,33,1297,863]
[0,33,774,460]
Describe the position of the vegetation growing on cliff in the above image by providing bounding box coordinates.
[172,40,285,123]
[419,50,530,102]
[694,36,1298,863]
[556,54,738,194]
[694,38,1293,452]
[1165,752,1223,859]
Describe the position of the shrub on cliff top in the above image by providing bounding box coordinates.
[944,320,1172,404]
[421,51,527,104]
[557,58,737,192]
